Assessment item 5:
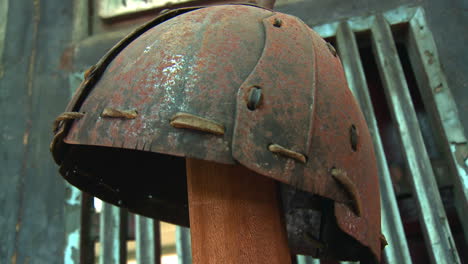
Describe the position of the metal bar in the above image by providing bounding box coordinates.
[99,203,126,264]
[313,22,338,39]
[64,184,82,264]
[406,7,468,242]
[0,0,8,77]
[335,21,413,264]
[312,6,418,37]
[71,0,89,42]
[98,0,193,19]
[136,215,156,264]
[64,73,86,264]
[80,193,95,264]
[176,226,192,264]
[153,221,162,264]
[370,15,461,264]
[383,6,417,25]
[296,255,319,264]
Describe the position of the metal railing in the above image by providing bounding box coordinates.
[313,5,466,264]
[63,5,467,264]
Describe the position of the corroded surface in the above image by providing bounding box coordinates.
[51,4,381,262]
[62,5,270,163]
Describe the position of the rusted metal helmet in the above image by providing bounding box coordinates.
[51,4,382,262]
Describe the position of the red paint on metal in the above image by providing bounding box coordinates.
[51,5,381,262]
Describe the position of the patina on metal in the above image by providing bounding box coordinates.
[51,4,382,262]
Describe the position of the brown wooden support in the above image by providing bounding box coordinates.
[186,158,291,264]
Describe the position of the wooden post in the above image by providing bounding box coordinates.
[186,158,292,264]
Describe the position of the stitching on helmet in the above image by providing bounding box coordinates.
[268,144,307,163]
[170,112,225,135]
[101,108,138,119]
[53,112,85,133]
[330,167,362,217]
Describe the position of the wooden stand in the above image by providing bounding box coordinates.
[186,158,292,264]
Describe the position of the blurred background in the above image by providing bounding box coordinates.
[1,0,467,263]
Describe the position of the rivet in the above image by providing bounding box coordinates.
[247,86,262,110]
[326,42,337,57]
[273,18,283,27]
[350,124,358,152]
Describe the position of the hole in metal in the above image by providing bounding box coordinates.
[273,18,282,28]
[350,124,358,152]
[247,86,262,111]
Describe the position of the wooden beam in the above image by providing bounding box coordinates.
[186,158,291,264]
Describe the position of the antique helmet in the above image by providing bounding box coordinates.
[51,4,383,262]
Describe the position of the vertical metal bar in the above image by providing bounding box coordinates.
[71,0,89,42]
[64,73,87,264]
[99,203,126,264]
[153,221,162,264]
[64,184,82,264]
[80,193,95,264]
[176,226,192,264]
[370,15,461,264]
[406,8,468,242]
[136,215,156,264]
[121,209,128,262]
[0,0,8,77]
[64,3,91,261]
[296,255,320,264]
[335,21,413,264]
